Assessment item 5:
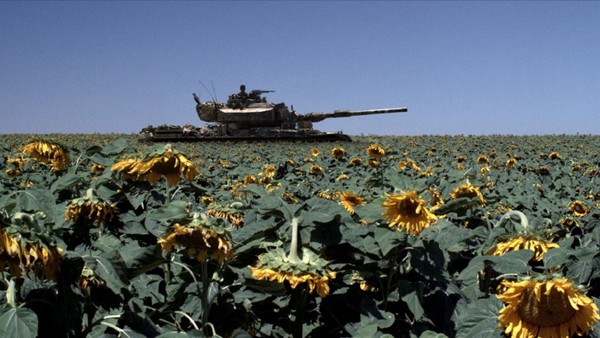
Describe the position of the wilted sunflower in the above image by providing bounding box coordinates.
[262,164,276,179]
[548,151,561,160]
[316,191,338,201]
[486,236,559,262]
[339,191,365,215]
[477,155,489,164]
[281,192,299,205]
[497,278,600,338]
[65,188,117,226]
[205,204,245,228]
[349,157,363,167]
[309,164,324,176]
[0,229,62,280]
[111,144,199,185]
[367,144,385,160]
[243,175,257,184]
[368,159,379,168]
[450,182,486,206]
[336,174,350,181]
[157,212,233,263]
[506,158,518,168]
[382,191,438,235]
[331,147,346,160]
[22,140,70,171]
[249,219,335,297]
[569,200,590,217]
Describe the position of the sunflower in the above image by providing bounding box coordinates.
[338,191,365,215]
[382,191,438,235]
[486,236,559,262]
[450,182,486,206]
[548,151,561,160]
[477,155,489,164]
[111,144,199,186]
[311,148,320,157]
[336,174,350,181]
[368,159,380,168]
[281,192,299,205]
[243,175,257,184]
[569,200,590,217]
[309,164,324,176]
[65,189,117,226]
[263,164,276,179]
[248,219,335,298]
[506,158,518,168]
[205,205,245,228]
[316,191,338,201]
[349,157,363,167]
[157,213,233,263]
[331,147,346,160]
[497,278,599,338]
[367,144,385,160]
[22,140,70,171]
[0,229,62,280]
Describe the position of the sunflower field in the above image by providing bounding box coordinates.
[0,133,599,338]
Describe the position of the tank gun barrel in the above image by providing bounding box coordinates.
[297,107,408,123]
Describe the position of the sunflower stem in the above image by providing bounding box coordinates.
[293,284,307,338]
[496,210,530,231]
[201,259,210,329]
[287,218,301,264]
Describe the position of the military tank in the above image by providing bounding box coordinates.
[141,84,408,142]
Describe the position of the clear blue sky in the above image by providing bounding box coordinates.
[1,1,598,135]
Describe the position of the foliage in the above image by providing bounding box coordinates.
[0,133,599,337]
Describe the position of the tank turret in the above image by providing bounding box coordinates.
[141,84,408,142]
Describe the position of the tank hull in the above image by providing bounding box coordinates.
[140,125,352,142]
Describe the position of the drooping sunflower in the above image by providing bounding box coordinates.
[368,159,379,168]
[497,278,600,338]
[349,157,363,167]
[367,144,385,160]
[205,203,245,228]
[506,158,518,168]
[569,200,590,217]
[249,219,336,298]
[309,164,324,176]
[65,188,117,227]
[262,164,277,179]
[338,191,365,215]
[0,229,62,280]
[21,140,70,171]
[111,144,199,186]
[331,147,346,160]
[477,155,489,164]
[336,174,350,181]
[157,212,233,263]
[548,151,561,160]
[382,191,438,235]
[486,236,559,262]
[450,182,486,206]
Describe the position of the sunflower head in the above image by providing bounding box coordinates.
[331,147,346,160]
[506,158,518,168]
[311,148,320,157]
[569,200,590,217]
[21,140,70,171]
[157,212,233,263]
[486,235,559,262]
[367,144,385,160]
[249,246,335,298]
[111,144,199,185]
[450,182,486,206]
[382,191,438,235]
[338,191,366,215]
[65,188,117,227]
[309,164,324,176]
[497,277,600,338]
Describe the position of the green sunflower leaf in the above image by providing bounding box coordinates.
[0,307,39,338]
